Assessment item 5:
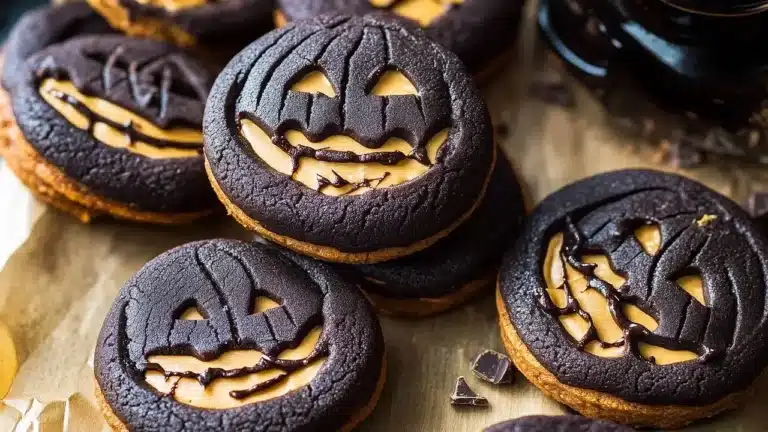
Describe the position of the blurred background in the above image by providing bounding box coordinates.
[0,1,48,41]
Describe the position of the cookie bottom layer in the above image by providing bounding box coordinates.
[86,0,196,47]
[94,357,388,431]
[204,147,495,264]
[495,288,745,429]
[362,270,495,318]
[0,90,210,225]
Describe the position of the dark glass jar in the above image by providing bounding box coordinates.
[539,0,768,164]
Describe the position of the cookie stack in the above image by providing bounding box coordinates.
[90,13,522,429]
[203,14,525,317]
[10,1,768,432]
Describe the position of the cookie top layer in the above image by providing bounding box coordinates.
[345,155,523,298]
[91,0,273,44]
[2,3,114,91]
[485,415,633,432]
[12,35,217,214]
[276,0,525,73]
[205,15,494,253]
[94,240,384,431]
[499,169,768,406]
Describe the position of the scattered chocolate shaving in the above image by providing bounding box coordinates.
[528,79,575,108]
[471,350,515,385]
[450,376,489,407]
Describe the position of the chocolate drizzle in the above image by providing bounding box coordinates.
[238,114,432,173]
[537,216,719,363]
[141,344,329,400]
[47,88,203,152]
[316,171,390,194]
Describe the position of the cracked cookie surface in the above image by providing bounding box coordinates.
[94,240,385,431]
[497,169,768,428]
[485,415,633,432]
[86,0,273,48]
[338,154,524,316]
[275,0,525,75]
[2,2,114,91]
[2,35,218,221]
[204,15,495,263]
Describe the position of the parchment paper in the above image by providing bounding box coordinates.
[2,3,768,431]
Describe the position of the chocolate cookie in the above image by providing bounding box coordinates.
[485,416,633,432]
[340,155,524,317]
[86,0,273,49]
[94,240,386,431]
[1,2,114,91]
[275,0,525,76]
[497,169,768,428]
[0,35,218,224]
[204,15,495,264]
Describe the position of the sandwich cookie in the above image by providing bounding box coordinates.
[0,36,218,224]
[497,169,768,428]
[2,2,114,91]
[86,0,273,49]
[94,240,386,431]
[204,15,496,264]
[340,155,524,317]
[274,0,525,77]
[485,416,633,432]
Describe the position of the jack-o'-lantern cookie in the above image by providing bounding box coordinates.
[340,155,524,317]
[274,0,525,76]
[485,416,633,432]
[497,170,768,428]
[204,15,496,264]
[2,3,114,91]
[94,240,385,431]
[86,0,273,49]
[0,36,218,224]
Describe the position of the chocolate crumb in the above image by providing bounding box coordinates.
[450,376,489,407]
[528,79,575,108]
[471,350,515,385]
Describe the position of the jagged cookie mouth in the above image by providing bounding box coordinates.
[140,327,328,409]
[238,117,449,196]
[39,78,203,158]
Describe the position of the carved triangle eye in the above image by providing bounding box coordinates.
[370,69,418,96]
[176,304,207,320]
[252,296,281,315]
[634,222,661,256]
[290,69,336,97]
[676,273,707,307]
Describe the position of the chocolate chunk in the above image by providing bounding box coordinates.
[471,350,515,385]
[450,377,489,407]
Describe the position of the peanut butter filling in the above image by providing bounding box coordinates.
[544,231,699,363]
[39,79,202,159]
[145,327,326,409]
[368,0,464,26]
[291,70,336,97]
[134,0,210,12]
[239,119,448,196]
